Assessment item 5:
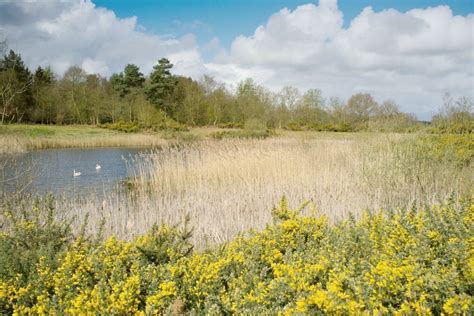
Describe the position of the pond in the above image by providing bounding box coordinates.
[0,147,148,197]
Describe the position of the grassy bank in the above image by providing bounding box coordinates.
[0,124,161,154]
[0,124,403,154]
[0,123,383,154]
[0,196,472,314]
[0,124,235,154]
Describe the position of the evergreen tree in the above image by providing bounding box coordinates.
[110,72,127,97]
[0,50,33,122]
[123,64,145,90]
[1,50,32,84]
[31,66,55,123]
[110,64,144,98]
[145,58,178,116]
[33,66,54,85]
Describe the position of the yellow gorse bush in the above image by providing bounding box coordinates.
[0,196,472,314]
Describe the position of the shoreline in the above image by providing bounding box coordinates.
[0,124,374,154]
[0,124,219,154]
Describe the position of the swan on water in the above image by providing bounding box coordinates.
[73,169,81,177]
[96,164,102,170]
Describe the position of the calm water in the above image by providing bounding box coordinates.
[1,147,148,197]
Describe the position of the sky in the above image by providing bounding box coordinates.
[0,0,473,119]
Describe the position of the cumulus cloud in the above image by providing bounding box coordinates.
[0,0,472,118]
[0,0,204,77]
[207,0,474,118]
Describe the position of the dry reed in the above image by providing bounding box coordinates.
[60,134,472,247]
[0,134,168,154]
[0,137,28,154]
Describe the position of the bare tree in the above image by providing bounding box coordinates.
[0,69,33,125]
[0,37,7,55]
[0,40,33,125]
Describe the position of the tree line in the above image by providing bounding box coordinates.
[0,48,472,133]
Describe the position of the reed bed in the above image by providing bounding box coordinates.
[61,134,472,247]
[0,134,168,154]
[0,124,177,154]
[0,137,28,154]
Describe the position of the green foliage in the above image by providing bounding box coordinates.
[287,122,355,132]
[0,195,73,284]
[0,197,472,314]
[430,95,473,134]
[110,72,127,97]
[285,122,304,131]
[217,122,243,129]
[402,134,474,167]
[210,129,275,140]
[137,216,194,266]
[0,50,33,123]
[99,121,141,133]
[1,50,32,87]
[99,119,188,133]
[145,58,178,117]
[33,66,54,86]
[111,64,145,98]
[123,64,145,90]
[0,47,470,135]
[429,120,474,134]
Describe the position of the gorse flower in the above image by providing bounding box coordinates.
[0,197,472,314]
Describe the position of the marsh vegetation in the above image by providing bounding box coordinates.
[3,132,471,245]
[1,37,473,315]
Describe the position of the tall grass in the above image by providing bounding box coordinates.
[58,134,472,247]
[0,134,170,154]
[0,124,173,154]
[0,125,229,154]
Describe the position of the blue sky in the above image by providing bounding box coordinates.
[94,0,473,48]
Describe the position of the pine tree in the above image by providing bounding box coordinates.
[123,64,145,90]
[145,58,178,116]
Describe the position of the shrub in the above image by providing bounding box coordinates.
[401,134,474,167]
[217,122,243,129]
[99,121,141,133]
[0,195,73,285]
[210,129,275,140]
[285,122,304,131]
[99,119,188,133]
[0,197,472,314]
[306,123,356,132]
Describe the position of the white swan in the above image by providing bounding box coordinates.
[73,169,81,177]
[96,164,102,170]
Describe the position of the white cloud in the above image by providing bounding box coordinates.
[0,0,472,118]
[207,0,474,119]
[0,0,203,77]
